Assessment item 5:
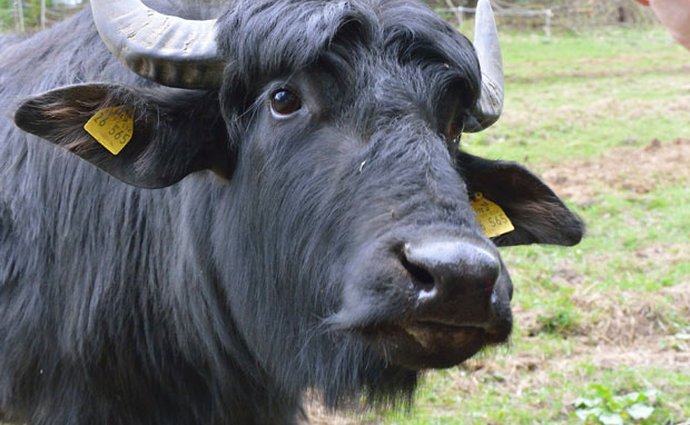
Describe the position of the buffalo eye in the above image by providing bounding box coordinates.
[270,89,302,117]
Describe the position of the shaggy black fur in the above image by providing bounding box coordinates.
[0,1,583,424]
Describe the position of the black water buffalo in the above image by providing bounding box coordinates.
[0,0,583,423]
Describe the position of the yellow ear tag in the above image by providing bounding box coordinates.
[83,106,134,155]
[471,193,515,238]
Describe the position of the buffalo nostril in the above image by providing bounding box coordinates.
[400,249,436,293]
[402,240,500,301]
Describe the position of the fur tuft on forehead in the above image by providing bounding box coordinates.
[215,0,480,106]
[379,0,481,109]
[216,1,377,90]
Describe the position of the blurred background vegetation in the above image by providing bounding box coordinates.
[0,0,80,32]
[0,0,655,34]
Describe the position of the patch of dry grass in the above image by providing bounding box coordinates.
[542,139,690,205]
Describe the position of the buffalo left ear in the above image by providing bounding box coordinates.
[14,83,231,189]
[456,151,585,247]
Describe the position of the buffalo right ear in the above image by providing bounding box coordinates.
[456,151,585,247]
[14,83,232,189]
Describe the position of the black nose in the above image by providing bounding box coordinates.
[401,239,500,324]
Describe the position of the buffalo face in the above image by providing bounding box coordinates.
[14,0,584,407]
[216,52,579,376]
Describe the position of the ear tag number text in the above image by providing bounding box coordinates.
[83,106,134,155]
[471,193,515,238]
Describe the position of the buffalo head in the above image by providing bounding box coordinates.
[13,0,583,410]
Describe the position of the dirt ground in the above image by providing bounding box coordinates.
[542,138,690,205]
[304,139,690,424]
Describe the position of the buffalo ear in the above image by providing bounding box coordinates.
[14,83,231,189]
[456,151,584,247]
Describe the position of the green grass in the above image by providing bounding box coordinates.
[365,26,690,425]
[499,184,690,294]
[463,28,690,166]
[400,366,690,425]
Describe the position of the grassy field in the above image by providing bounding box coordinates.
[310,27,690,425]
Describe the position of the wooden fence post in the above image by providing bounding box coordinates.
[444,0,463,27]
[15,0,25,33]
[40,0,46,30]
[544,9,552,38]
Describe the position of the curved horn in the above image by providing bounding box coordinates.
[464,0,504,132]
[90,0,223,89]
